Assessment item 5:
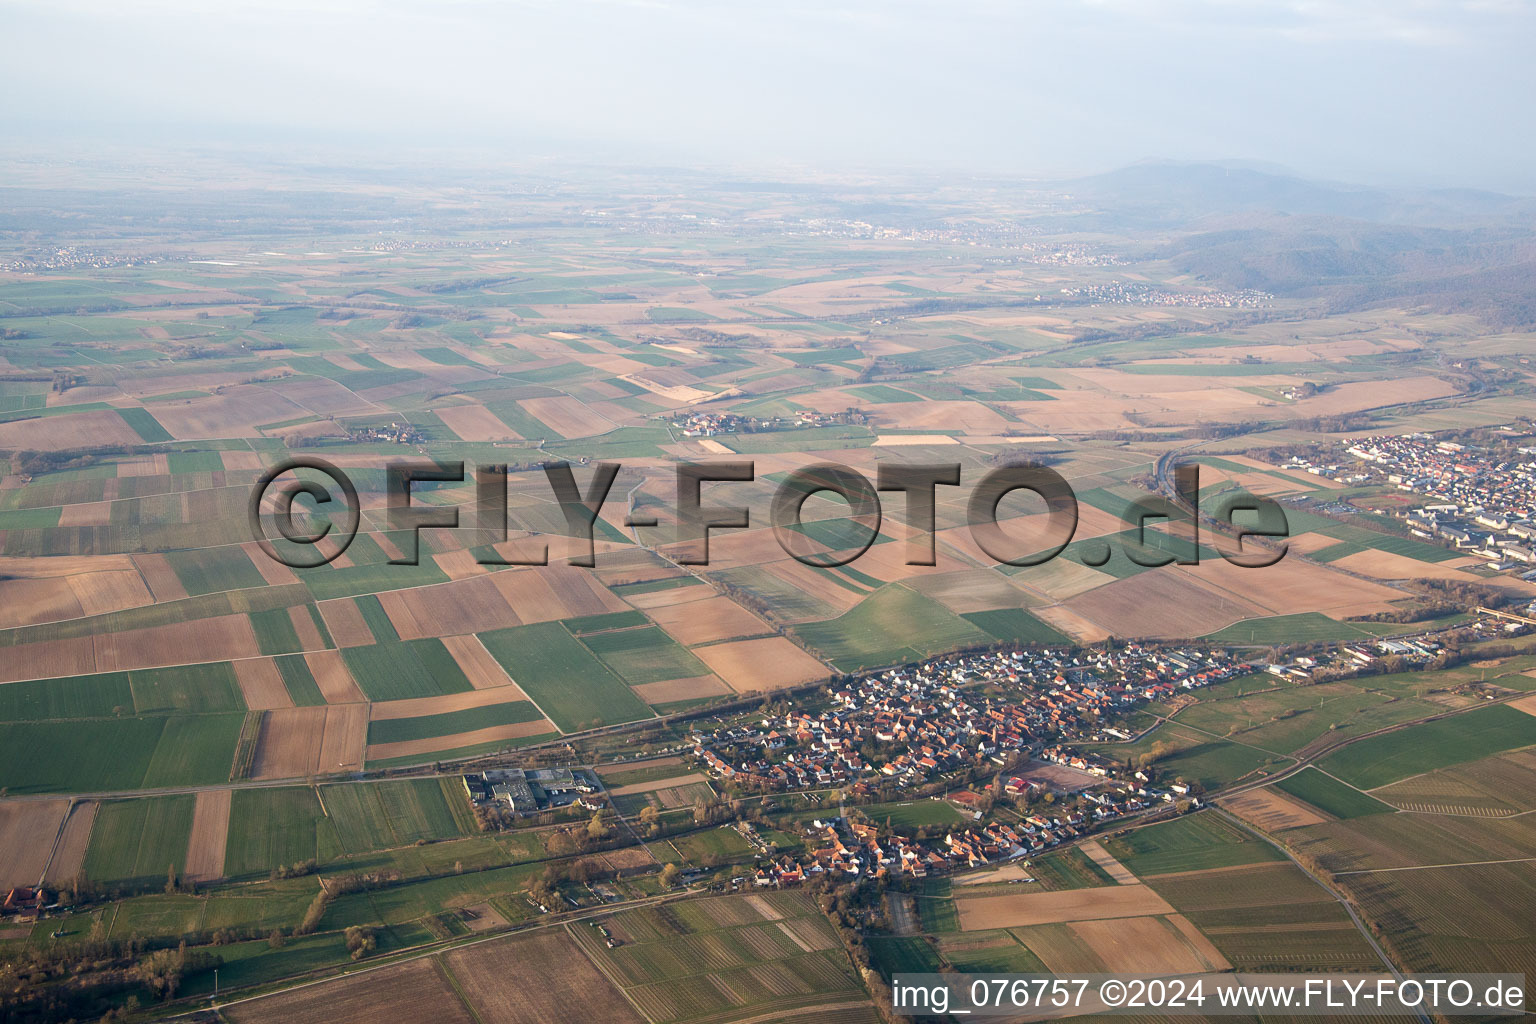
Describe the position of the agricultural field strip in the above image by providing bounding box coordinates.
[467,632,562,734]
[1332,856,1536,876]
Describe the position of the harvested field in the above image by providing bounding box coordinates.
[69,570,155,618]
[1221,786,1330,830]
[132,553,191,602]
[602,845,658,871]
[42,800,96,884]
[445,928,643,1024]
[0,799,68,889]
[184,789,230,881]
[490,565,628,622]
[647,594,772,646]
[243,542,300,587]
[378,575,518,640]
[0,408,144,450]
[1330,549,1478,582]
[441,634,522,691]
[632,674,733,704]
[149,386,307,439]
[0,577,86,629]
[956,883,1174,929]
[1508,693,1536,717]
[1171,558,1402,620]
[227,957,476,1024]
[287,604,324,650]
[1067,915,1231,974]
[233,658,295,710]
[519,395,614,437]
[1027,605,1112,644]
[304,650,366,703]
[1079,840,1138,884]
[251,704,366,778]
[317,597,377,647]
[1061,568,1257,638]
[692,636,830,692]
[93,614,261,673]
[437,402,521,441]
[955,864,1036,886]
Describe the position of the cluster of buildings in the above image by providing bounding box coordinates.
[673,407,862,438]
[1336,434,1536,570]
[1057,281,1271,309]
[691,646,1250,793]
[751,818,946,886]
[462,768,601,816]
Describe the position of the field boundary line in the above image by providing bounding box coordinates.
[468,632,563,735]
[1334,855,1536,876]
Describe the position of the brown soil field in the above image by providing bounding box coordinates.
[0,554,138,577]
[441,634,522,691]
[318,704,368,773]
[1286,531,1344,554]
[1070,915,1231,974]
[673,526,793,571]
[0,409,145,450]
[233,657,296,710]
[1172,557,1402,619]
[1078,840,1138,884]
[608,773,711,796]
[598,756,683,778]
[437,402,521,441]
[243,541,300,587]
[1220,787,1331,830]
[1031,605,1112,644]
[444,928,644,1024]
[693,636,829,692]
[287,605,324,650]
[1508,693,1536,718]
[631,674,733,704]
[623,584,713,610]
[69,569,154,618]
[601,845,658,871]
[954,864,1037,886]
[0,635,97,683]
[956,883,1174,929]
[1285,376,1458,418]
[489,564,628,622]
[0,577,86,629]
[131,553,191,602]
[305,651,366,703]
[905,570,1034,614]
[250,708,325,779]
[875,400,1013,433]
[363,718,554,762]
[221,450,265,472]
[433,547,491,581]
[149,386,308,438]
[93,613,261,673]
[43,801,97,885]
[252,704,366,778]
[317,597,377,647]
[368,685,529,722]
[519,395,615,438]
[227,957,477,1024]
[184,789,231,881]
[57,501,112,527]
[0,800,69,889]
[1061,569,1259,638]
[1329,549,1477,582]
[378,575,518,640]
[647,594,772,646]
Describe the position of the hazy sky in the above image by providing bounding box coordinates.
[3,0,1533,190]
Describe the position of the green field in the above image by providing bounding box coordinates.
[1274,768,1395,818]
[1102,811,1286,877]
[579,625,708,685]
[274,654,328,706]
[84,795,196,886]
[0,717,168,793]
[861,799,966,829]
[140,713,246,788]
[128,663,245,714]
[322,778,472,851]
[340,638,475,702]
[366,700,543,745]
[960,607,1070,644]
[1315,704,1536,789]
[223,787,333,878]
[795,584,990,671]
[162,546,267,596]
[478,621,653,731]
[0,671,134,721]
